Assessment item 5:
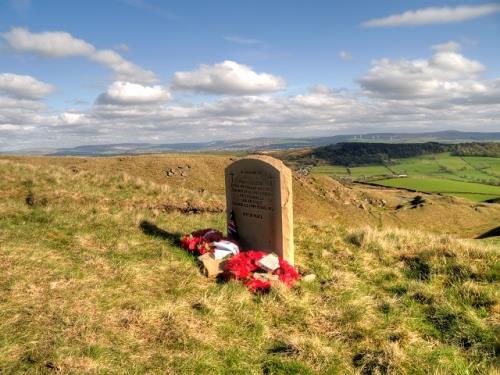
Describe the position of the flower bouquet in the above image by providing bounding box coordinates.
[179,229,300,293]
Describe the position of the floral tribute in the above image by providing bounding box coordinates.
[180,228,224,256]
[179,229,300,293]
[224,251,300,293]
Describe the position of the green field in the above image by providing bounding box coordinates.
[375,177,500,202]
[349,165,392,178]
[311,153,500,202]
[312,165,349,175]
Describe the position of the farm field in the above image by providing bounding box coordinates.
[311,153,500,202]
[375,177,500,202]
[312,165,349,175]
[463,156,500,177]
[350,165,392,177]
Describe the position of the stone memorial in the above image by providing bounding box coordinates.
[225,155,294,265]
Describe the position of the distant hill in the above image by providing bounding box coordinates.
[310,142,453,166]
[3,130,500,156]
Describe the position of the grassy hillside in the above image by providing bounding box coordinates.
[1,157,499,374]
[4,154,500,238]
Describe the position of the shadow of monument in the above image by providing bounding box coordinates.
[139,220,181,245]
[476,226,500,239]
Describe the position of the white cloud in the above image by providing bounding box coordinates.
[1,27,157,83]
[97,81,171,105]
[172,60,286,95]
[362,3,500,27]
[358,47,485,99]
[0,73,54,99]
[1,45,500,150]
[58,112,89,125]
[2,27,95,58]
[90,50,157,84]
[339,51,352,61]
[0,95,49,144]
[0,124,23,131]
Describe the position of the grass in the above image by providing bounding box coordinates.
[0,158,499,374]
[390,155,443,176]
[349,165,392,178]
[312,165,349,176]
[375,177,500,201]
[311,153,500,202]
[463,156,500,170]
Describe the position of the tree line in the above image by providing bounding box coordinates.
[286,142,499,167]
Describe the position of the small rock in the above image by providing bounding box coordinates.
[302,274,316,282]
[180,171,188,177]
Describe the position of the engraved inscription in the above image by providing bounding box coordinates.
[231,169,274,221]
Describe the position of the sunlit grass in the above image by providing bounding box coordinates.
[0,159,498,374]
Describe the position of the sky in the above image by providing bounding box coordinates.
[0,0,500,151]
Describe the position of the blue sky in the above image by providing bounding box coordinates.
[0,0,499,150]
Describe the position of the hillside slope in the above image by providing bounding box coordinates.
[3,154,499,238]
[0,157,498,374]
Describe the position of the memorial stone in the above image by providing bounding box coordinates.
[225,155,294,265]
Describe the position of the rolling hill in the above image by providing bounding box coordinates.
[4,130,500,156]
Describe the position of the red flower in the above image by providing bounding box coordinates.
[273,258,300,287]
[245,278,271,293]
[196,241,212,255]
[180,229,223,256]
[224,251,266,280]
[180,235,202,252]
[245,250,267,262]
